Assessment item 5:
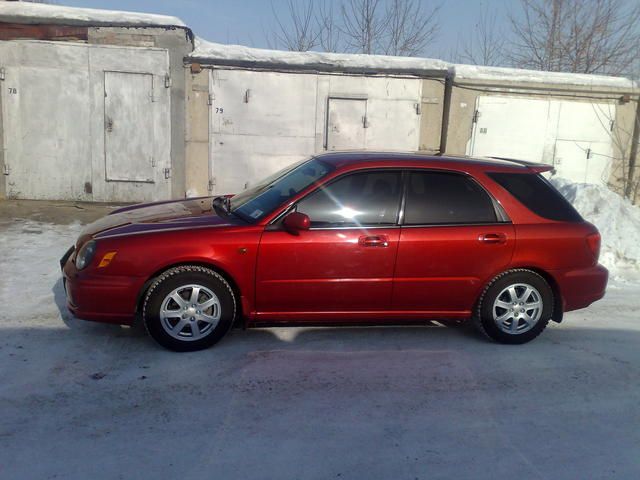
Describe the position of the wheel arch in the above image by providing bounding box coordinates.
[479,266,564,323]
[135,261,244,322]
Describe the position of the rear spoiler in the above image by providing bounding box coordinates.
[488,157,555,174]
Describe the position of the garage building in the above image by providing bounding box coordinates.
[444,65,639,200]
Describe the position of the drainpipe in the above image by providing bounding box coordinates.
[439,72,453,155]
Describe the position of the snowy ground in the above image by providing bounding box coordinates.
[1,199,640,479]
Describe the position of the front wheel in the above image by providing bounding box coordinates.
[475,269,553,344]
[143,266,236,352]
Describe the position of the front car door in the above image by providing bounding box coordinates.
[392,170,515,317]
[255,170,403,321]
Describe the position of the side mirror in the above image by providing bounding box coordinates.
[282,212,310,234]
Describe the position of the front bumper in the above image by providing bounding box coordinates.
[553,263,609,312]
[60,247,140,325]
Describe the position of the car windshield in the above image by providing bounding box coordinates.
[231,158,334,222]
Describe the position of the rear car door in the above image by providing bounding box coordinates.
[392,170,515,315]
[256,170,402,317]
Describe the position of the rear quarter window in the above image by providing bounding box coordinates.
[488,172,582,222]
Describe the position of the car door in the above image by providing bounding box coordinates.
[392,170,515,315]
[255,170,403,319]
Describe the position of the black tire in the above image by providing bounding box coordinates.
[143,266,236,352]
[475,269,553,345]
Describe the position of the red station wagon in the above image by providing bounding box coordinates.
[61,153,608,351]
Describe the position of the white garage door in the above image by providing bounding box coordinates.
[326,97,367,151]
[468,97,550,162]
[209,69,318,194]
[0,40,171,202]
[468,95,615,185]
[104,71,155,183]
[0,42,92,200]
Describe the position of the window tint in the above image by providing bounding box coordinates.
[404,172,498,225]
[297,171,402,227]
[488,172,582,222]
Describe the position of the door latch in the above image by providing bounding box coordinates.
[359,235,389,247]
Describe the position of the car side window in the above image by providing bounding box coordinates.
[296,171,402,227]
[404,171,498,225]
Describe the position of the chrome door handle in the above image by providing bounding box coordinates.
[359,235,389,247]
[479,233,507,244]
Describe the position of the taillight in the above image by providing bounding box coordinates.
[586,232,601,263]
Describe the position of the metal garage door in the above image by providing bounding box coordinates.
[468,95,615,185]
[326,97,367,150]
[469,96,550,162]
[209,69,318,194]
[0,40,171,202]
[104,71,155,183]
[0,41,92,200]
[552,101,614,184]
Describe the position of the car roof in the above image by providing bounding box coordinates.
[312,151,553,173]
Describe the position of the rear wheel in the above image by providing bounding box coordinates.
[475,270,553,344]
[143,266,236,351]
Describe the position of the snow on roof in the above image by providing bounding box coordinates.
[189,38,450,75]
[453,64,637,90]
[191,39,636,89]
[0,2,186,29]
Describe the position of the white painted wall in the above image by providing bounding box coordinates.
[0,40,171,202]
[209,69,423,194]
[468,95,615,185]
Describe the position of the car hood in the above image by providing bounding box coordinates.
[79,197,237,242]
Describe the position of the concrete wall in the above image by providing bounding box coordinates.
[185,68,209,197]
[418,78,446,153]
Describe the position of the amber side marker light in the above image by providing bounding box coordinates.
[98,252,118,268]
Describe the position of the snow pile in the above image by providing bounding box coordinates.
[452,64,637,90]
[190,37,449,74]
[551,177,640,281]
[0,2,186,28]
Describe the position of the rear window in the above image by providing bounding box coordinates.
[488,172,582,222]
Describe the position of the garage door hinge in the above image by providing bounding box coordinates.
[362,116,369,128]
[0,68,5,81]
[208,94,214,106]
[472,110,481,123]
[163,167,171,179]
[151,157,157,167]
[208,178,216,191]
[164,74,171,88]
[3,164,10,175]
[609,120,615,131]
[415,103,421,115]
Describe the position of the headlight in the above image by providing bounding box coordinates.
[75,240,97,270]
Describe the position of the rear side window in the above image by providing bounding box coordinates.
[404,171,498,225]
[488,172,582,222]
[297,171,402,227]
